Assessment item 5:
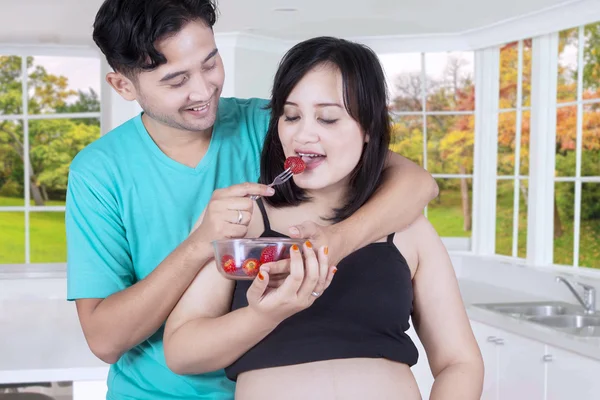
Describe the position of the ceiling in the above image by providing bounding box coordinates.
[0,0,577,45]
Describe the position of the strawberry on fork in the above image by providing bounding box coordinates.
[250,157,305,200]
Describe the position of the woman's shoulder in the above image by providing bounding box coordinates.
[391,215,438,277]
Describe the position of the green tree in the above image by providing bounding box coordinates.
[55,89,101,127]
[0,56,100,205]
[390,55,475,232]
[583,22,600,92]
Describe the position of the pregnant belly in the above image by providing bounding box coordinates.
[235,358,422,400]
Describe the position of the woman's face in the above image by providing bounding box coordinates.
[278,64,367,192]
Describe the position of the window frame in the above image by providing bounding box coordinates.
[2,16,600,275]
[386,52,475,252]
[552,25,600,270]
[0,46,102,265]
[495,39,531,260]
[381,25,600,275]
[475,26,600,274]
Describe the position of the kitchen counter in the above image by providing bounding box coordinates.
[1,277,599,387]
[0,298,109,385]
[459,279,600,360]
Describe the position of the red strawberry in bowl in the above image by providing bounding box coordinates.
[284,156,306,174]
[260,246,280,264]
[221,255,237,274]
[242,258,260,276]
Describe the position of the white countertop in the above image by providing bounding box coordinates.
[459,279,600,360]
[1,278,599,385]
[0,298,109,384]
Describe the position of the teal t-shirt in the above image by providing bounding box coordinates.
[65,97,270,400]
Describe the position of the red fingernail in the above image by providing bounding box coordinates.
[332,267,337,274]
[291,244,299,251]
[305,241,312,249]
[324,246,329,255]
[258,272,264,281]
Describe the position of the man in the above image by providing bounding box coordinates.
[65,0,438,399]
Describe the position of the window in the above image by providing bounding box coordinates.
[553,22,600,269]
[0,55,101,264]
[496,40,532,259]
[380,51,475,247]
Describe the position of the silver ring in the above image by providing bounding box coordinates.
[236,210,243,224]
[311,291,321,297]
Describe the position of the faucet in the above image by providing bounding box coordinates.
[556,276,596,314]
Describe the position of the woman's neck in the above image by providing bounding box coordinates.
[304,181,349,221]
[261,182,349,236]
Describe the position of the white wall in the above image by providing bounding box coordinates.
[234,47,283,100]
[215,35,237,98]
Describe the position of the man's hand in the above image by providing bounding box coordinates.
[288,221,346,267]
[191,183,275,243]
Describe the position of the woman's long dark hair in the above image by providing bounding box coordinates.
[259,36,391,223]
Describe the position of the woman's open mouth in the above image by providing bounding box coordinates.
[297,152,326,170]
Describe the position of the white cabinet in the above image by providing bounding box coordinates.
[546,346,600,400]
[471,321,545,400]
[471,320,600,400]
[409,318,600,400]
[496,330,546,400]
[470,321,501,399]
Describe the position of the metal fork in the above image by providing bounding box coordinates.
[250,168,294,200]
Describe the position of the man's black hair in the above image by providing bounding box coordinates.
[93,0,218,76]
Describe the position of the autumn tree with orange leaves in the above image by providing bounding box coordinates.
[389,24,599,262]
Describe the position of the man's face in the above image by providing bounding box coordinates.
[133,21,225,133]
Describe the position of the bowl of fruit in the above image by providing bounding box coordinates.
[212,238,304,280]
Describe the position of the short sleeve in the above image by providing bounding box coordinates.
[248,98,271,146]
[65,168,134,300]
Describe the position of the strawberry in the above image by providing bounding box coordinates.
[260,246,280,264]
[280,246,291,260]
[284,156,306,174]
[221,255,237,274]
[242,258,260,276]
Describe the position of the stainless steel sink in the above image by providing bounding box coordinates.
[473,301,600,337]
[527,315,600,337]
[475,301,582,317]
[477,302,572,317]
[527,315,600,328]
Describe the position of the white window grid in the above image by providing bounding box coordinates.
[0,26,597,273]
[0,55,101,264]
[496,40,531,259]
[554,25,600,269]
[474,26,600,274]
[389,53,475,221]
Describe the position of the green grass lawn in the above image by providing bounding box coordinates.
[0,196,66,207]
[0,191,598,268]
[0,196,66,263]
[427,183,599,269]
[494,181,529,258]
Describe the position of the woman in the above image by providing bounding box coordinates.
[164,36,483,400]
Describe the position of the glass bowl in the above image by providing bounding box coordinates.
[212,238,304,280]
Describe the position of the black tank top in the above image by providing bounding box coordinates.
[225,199,418,381]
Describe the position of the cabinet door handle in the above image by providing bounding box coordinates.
[487,336,497,342]
[543,354,553,362]
[494,338,505,345]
